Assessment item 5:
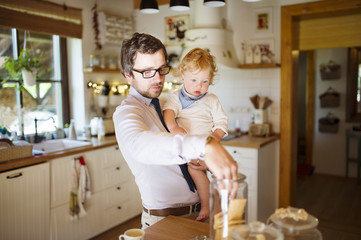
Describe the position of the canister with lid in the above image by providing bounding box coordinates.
[267,207,322,240]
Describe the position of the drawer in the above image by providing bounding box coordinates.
[102,182,131,208]
[101,146,126,168]
[225,146,258,160]
[102,200,133,229]
[102,163,130,189]
[225,146,257,170]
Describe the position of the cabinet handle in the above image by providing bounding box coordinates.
[117,206,122,210]
[117,186,121,190]
[115,146,119,150]
[6,172,23,179]
[116,166,120,170]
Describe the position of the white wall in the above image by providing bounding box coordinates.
[134,0,282,132]
[47,0,318,134]
[313,48,355,177]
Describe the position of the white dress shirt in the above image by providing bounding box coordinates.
[163,89,228,136]
[113,87,205,209]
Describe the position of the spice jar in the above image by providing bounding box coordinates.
[267,207,322,240]
[209,173,248,240]
[231,221,284,240]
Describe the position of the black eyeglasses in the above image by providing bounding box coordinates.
[132,66,171,79]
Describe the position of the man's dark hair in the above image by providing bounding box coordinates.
[120,32,167,77]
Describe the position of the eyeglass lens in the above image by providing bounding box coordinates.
[136,66,170,78]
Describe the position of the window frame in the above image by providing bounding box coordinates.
[0,27,70,135]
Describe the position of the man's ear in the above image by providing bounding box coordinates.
[124,72,133,82]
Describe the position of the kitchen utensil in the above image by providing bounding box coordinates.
[258,97,266,109]
[263,97,273,109]
[250,94,260,109]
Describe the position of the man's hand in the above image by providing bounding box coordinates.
[203,137,238,180]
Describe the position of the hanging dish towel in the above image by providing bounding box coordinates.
[69,156,92,220]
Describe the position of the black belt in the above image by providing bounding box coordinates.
[143,203,201,217]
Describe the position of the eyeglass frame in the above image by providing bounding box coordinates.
[132,65,171,79]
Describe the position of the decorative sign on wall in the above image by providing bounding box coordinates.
[164,14,190,46]
[253,7,273,36]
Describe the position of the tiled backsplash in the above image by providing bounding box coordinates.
[209,66,280,133]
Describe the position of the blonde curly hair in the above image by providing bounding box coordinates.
[175,48,217,85]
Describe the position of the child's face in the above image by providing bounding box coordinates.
[182,68,211,97]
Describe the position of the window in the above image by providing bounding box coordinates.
[0,27,69,139]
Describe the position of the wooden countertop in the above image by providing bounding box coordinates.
[221,134,279,149]
[144,215,209,240]
[0,133,279,173]
[0,136,118,173]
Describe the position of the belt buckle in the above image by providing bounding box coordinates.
[194,202,201,212]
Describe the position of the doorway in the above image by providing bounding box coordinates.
[280,0,361,207]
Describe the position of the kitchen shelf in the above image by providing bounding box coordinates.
[83,68,121,74]
[238,63,281,69]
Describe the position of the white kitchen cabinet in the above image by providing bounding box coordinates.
[223,140,279,222]
[50,145,142,240]
[0,162,50,240]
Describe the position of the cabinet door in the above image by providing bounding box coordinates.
[50,193,101,240]
[50,150,103,207]
[0,162,50,240]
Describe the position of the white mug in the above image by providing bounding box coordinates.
[119,228,145,240]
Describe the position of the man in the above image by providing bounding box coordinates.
[113,32,237,228]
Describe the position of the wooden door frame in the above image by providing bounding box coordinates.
[280,0,361,207]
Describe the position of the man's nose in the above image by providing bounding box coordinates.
[153,71,163,81]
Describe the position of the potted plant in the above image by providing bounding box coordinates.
[1,49,41,89]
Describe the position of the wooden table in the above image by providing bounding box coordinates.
[144,215,209,240]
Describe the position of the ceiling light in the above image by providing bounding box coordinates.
[203,0,226,7]
[140,0,159,14]
[170,0,190,11]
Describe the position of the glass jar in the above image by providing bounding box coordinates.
[267,207,322,240]
[209,173,248,240]
[89,54,99,69]
[231,221,284,240]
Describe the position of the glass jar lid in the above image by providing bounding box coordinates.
[231,221,284,240]
[268,207,319,232]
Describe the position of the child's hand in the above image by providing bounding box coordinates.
[170,126,187,135]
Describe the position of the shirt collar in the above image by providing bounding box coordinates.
[129,86,153,106]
